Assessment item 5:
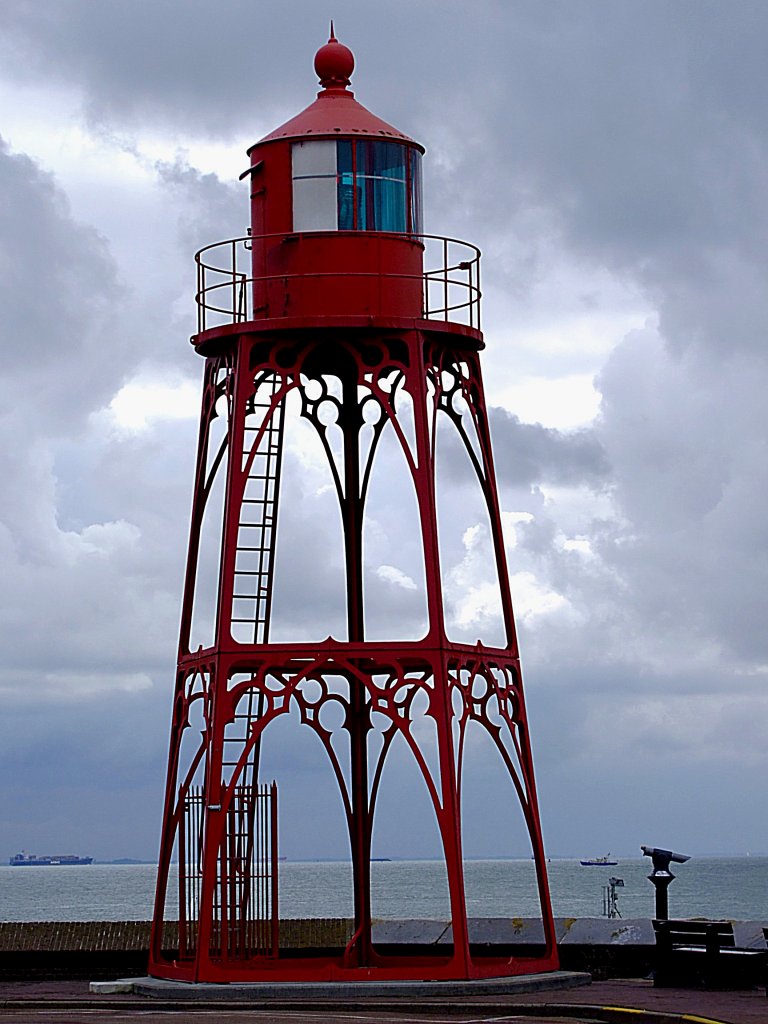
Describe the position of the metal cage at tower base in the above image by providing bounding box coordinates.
[149,29,558,984]
[175,782,279,963]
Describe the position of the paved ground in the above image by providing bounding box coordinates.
[0,978,766,1024]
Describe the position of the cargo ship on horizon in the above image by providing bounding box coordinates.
[9,851,93,866]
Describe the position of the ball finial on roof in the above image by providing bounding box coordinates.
[314,22,355,90]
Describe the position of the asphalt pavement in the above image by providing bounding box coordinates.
[0,978,767,1024]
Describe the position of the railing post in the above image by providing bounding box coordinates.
[443,238,448,321]
[270,780,279,957]
[231,240,237,324]
[197,257,203,334]
[469,259,475,330]
[468,258,475,329]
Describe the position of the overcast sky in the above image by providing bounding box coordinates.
[0,0,766,868]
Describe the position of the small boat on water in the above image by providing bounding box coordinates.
[580,853,618,866]
[9,851,93,867]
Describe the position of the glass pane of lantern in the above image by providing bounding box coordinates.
[371,177,407,231]
[371,141,406,180]
[292,139,337,177]
[293,176,338,231]
[409,150,423,233]
[337,141,355,229]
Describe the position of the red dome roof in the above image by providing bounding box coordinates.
[252,30,423,152]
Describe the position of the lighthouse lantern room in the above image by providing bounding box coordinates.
[149,29,558,983]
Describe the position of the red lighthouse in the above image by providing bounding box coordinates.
[150,30,558,982]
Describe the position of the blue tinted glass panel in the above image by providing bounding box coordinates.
[409,149,423,233]
[338,171,355,229]
[338,140,354,176]
[372,178,407,231]
[371,141,406,180]
[335,140,413,232]
[336,141,354,228]
[357,173,368,230]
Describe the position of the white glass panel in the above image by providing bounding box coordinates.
[293,176,338,231]
[292,139,337,178]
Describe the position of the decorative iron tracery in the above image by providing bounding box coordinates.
[150,325,557,982]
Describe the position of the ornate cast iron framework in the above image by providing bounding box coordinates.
[150,308,558,981]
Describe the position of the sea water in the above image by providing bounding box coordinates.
[0,857,766,923]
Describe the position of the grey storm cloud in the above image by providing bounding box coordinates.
[156,158,244,252]
[592,328,768,668]
[0,0,337,137]
[0,138,122,420]
[0,0,767,860]
[0,132,196,856]
[488,409,609,488]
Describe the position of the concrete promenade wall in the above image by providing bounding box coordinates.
[1,918,766,981]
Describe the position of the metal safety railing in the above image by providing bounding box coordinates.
[194,232,481,333]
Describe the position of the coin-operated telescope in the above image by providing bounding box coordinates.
[641,845,690,919]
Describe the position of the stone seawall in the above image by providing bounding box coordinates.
[0,919,353,980]
[0,918,765,981]
[0,918,352,953]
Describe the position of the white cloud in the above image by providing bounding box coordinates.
[509,570,569,623]
[104,376,199,432]
[375,565,418,591]
[494,373,601,429]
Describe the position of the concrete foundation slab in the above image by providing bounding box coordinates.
[91,970,591,1000]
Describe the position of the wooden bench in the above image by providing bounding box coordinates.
[652,919,767,990]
